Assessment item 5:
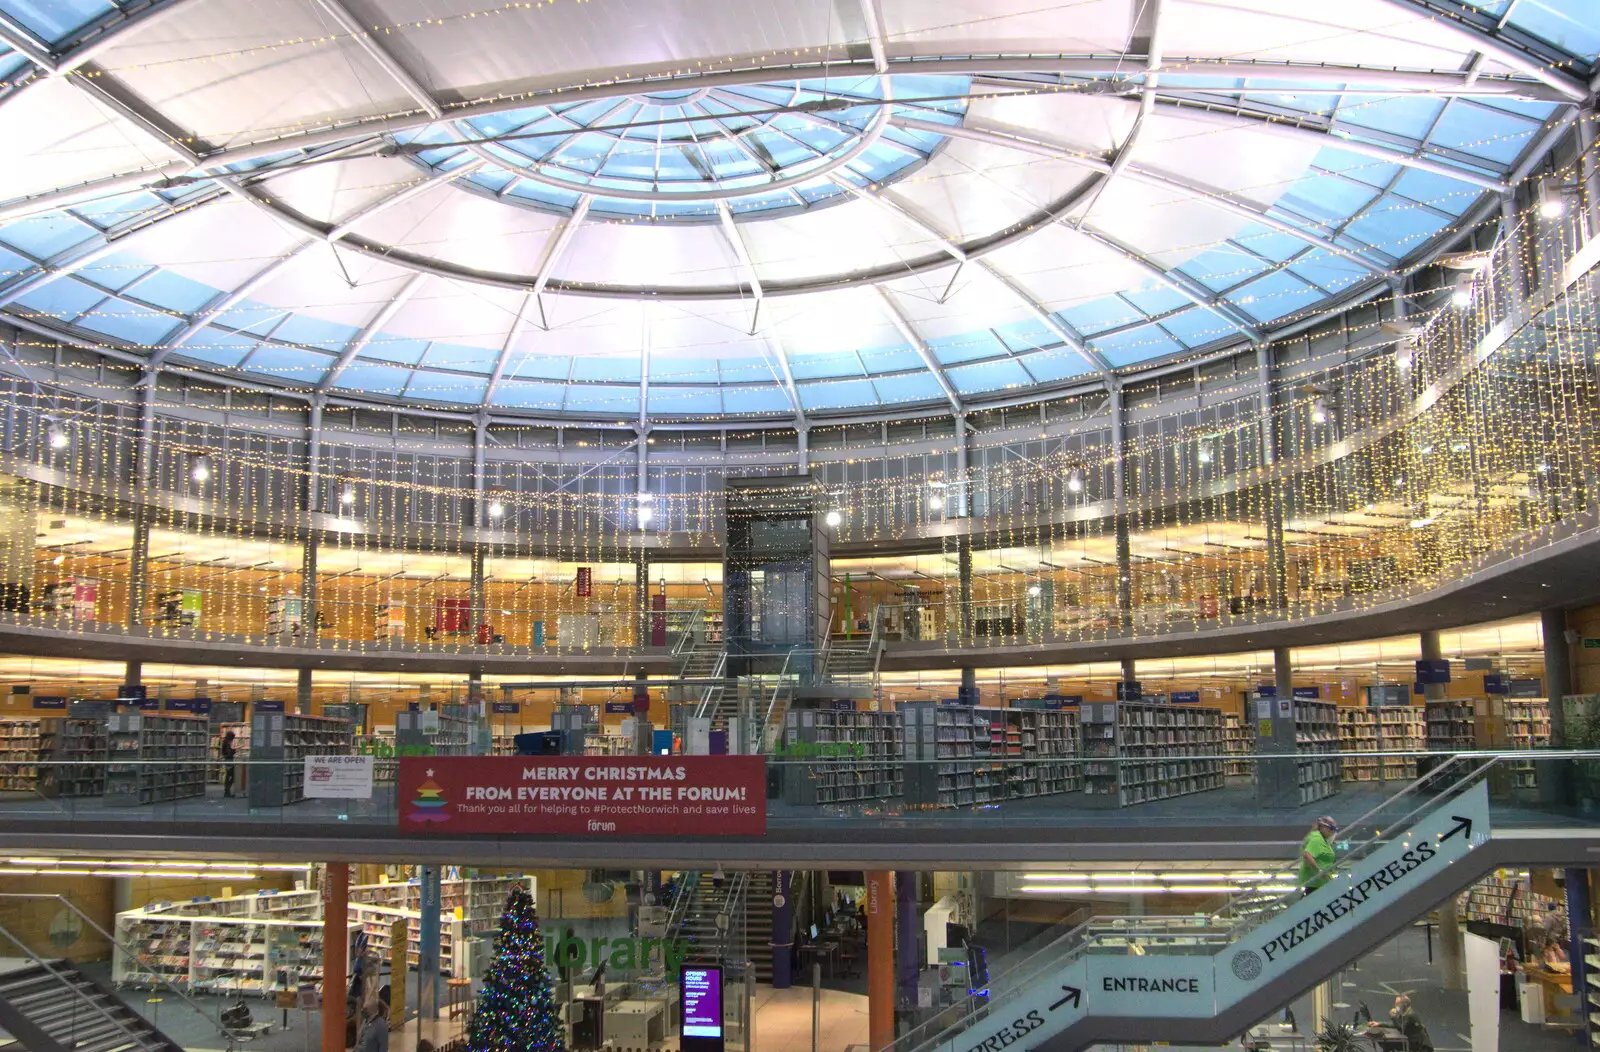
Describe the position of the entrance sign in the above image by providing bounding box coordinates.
[397,756,766,835]
[304,755,374,799]
[1085,954,1213,1017]
[1213,780,1489,1001]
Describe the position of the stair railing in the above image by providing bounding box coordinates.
[664,870,703,945]
[0,893,234,1050]
[0,918,217,1052]
[692,649,728,722]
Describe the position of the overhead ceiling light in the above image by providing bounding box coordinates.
[51,555,65,566]
[1409,516,1436,530]
[1067,472,1083,494]
[1309,398,1328,425]
[825,510,843,528]
[1027,584,1042,597]
[339,484,357,506]
[487,500,505,520]
[928,494,944,510]
[1197,442,1214,465]
[190,454,212,483]
[1450,276,1474,308]
[637,506,653,527]
[46,425,68,450]
[1537,179,1567,219]
[635,492,652,504]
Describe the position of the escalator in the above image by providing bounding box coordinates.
[892,755,1586,1052]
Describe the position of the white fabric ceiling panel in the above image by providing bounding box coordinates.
[875,0,1132,57]
[983,225,1151,311]
[1130,111,1321,210]
[763,287,908,357]
[0,80,179,201]
[967,91,1136,158]
[252,246,415,326]
[883,144,1099,242]
[383,281,526,346]
[267,156,426,230]
[351,183,564,275]
[558,220,744,290]
[361,0,834,105]
[105,0,418,148]
[120,198,303,291]
[738,196,943,284]
[882,268,1034,341]
[1085,181,1254,266]
[1164,0,1471,68]
[507,297,644,361]
[651,302,773,362]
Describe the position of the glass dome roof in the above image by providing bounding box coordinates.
[0,0,1591,422]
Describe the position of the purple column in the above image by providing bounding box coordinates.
[771,871,793,989]
[897,870,919,1009]
[1567,868,1590,1009]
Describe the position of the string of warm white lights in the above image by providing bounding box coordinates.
[0,182,1591,656]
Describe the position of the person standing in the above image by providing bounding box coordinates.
[220,728,237,798]
[1298,816,1338,895]
[356,999,388,1052]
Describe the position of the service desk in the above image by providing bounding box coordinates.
[606,999,666,1046]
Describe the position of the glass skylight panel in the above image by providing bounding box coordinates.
[129,270,222,314]
[787,351,865,380]
[800,377,879,411]
[0,214,98,259]
[182,328,258,368]
[1014,349,1096,383]
[989,318,1058,354]
[1155,307,1231,349]
[1121,285,1189,317]
[493,380,565,409]
[648,386,723,415]
[0,0,115,44]
[570,356,642,383]
[74,298,178,345]
[870,372,946,405]
[561,384,636,413]
[722,384,794,414]
[411,374,489,404]
[857,345,926,375]
[330,362,411,396]
[13,278,104,321]
[76,252,154,292]
[1509,0,1600,60]
[929,332,1005,366]
[1287,249,1368,294]
[718,360,779,384]
[1427,101,1540,166]
[360,334,431,366]
[1057,296,1145,336]
[245,345,334,384]
[419,342,499,373]
[1088,324,1181,366]
[948,358,1032,394]
[1230,271,1325,324]
[68,191,170,230]
[1336,95,1447,141]
[0,246,31,281]
[1390,170,1477,216]
[649,357,720,383]
[1173,250,1271,296]
[1341,198,1452,259]
[273,316,361,354]
[1278,173,1381,226]
[214,302,287,337]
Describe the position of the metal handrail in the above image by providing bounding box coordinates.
[0,894,235,1051]
[881,752,1542,1052]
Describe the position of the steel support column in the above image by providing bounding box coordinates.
[470,546,486,640]
[126,507,150,630]
[1257,646,1300,808]
[297,668,312,715]
[301,534,319,645]
[419,864,442,1019]
[867,871,894,1051]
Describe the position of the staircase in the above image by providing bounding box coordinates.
[678,638,728,723]
[0,958,186,1052]
[676,871,776,982]
[820,604,884,701]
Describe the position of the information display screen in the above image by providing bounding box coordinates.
[680,966,724,1050]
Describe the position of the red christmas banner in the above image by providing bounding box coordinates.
[398,756,767,836]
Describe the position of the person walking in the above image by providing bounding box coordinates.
[220,728,237,798]
[1298,816,1338,895]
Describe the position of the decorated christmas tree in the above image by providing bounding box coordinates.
[467,884,566,1052]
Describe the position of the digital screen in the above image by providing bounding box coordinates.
[809,924,818,940]
[681,966,723,1039]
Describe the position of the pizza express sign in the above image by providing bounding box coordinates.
[1220,780,1489,993]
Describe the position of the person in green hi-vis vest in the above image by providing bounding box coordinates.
[1298,815,1339,895]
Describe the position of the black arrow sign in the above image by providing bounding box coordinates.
[1049,985,1082,1012]
[1440,815,1473,842]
